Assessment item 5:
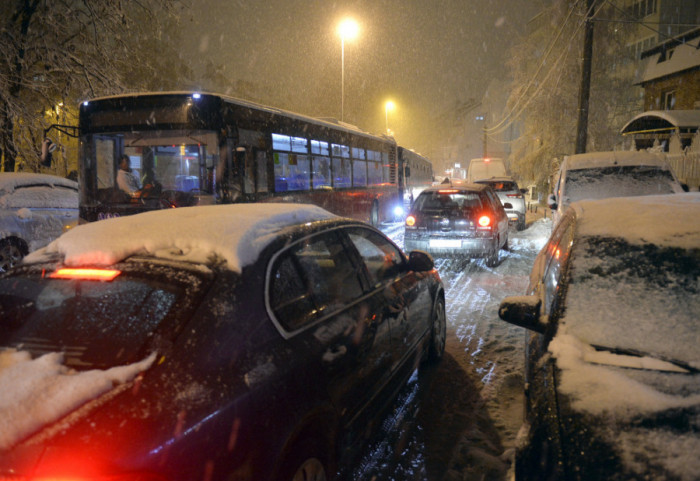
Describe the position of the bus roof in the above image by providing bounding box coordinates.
[82,91,395,145]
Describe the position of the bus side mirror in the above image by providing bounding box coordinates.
[40,138,57,167]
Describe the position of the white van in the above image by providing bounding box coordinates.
[467,158,507,182]
[548,151,685,225]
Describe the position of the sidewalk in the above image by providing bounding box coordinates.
[525,202,549,226]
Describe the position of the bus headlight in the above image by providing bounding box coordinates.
[393,205,404,217]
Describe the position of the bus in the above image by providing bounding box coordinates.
[73,91,417,225]
[398,147,434,204]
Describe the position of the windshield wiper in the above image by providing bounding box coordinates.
[591,344,700,374]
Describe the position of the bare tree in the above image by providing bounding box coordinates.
[500,0,640,192]
[0,0,185,173]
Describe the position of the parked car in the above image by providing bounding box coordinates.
[547,150,686,225]
[474,176,528,230]
[0,172,78,271]
[0,203,446,481]
[404,182,510,267]
[498,193,700,480]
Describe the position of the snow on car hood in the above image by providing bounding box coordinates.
[26,203,338,272]
[0,349,156,450]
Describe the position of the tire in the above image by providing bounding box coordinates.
[517,216,526,231]
[0,239,25,272]
[278,438,331,481]
[502,233,510,251]
[426,296,446,363]
[486,245,499,267]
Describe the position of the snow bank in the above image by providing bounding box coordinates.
[0,349,156,450]
[27,203,338,271]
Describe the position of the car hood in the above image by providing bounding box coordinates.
[550,334,700,479]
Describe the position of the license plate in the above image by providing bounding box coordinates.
[430,239,461,248]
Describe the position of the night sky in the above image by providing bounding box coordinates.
[181,0,546,163]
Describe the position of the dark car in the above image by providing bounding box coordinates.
[404,182,510,267]
[474,176,528,230]
[0,203,446,481]
[498,193,700,480]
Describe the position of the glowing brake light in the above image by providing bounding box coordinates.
[406,215,416,227]
[478,215,491,227]
[49,268,121,281]
[438,189,458,194]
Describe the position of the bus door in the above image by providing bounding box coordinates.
[236,129,270,198]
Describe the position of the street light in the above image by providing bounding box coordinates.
[385,100,395,134]
[338,18,358,122]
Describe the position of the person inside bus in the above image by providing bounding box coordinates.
[117,154,142,197]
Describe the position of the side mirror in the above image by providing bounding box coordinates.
[520,188,528,194]
[40,138,57,167]
[407,250,434,272]
[498,295,545,333]
[503,202,513,209]
[547,194,557,210]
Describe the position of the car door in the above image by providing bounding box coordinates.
[266,228,394,428]
[483,188,508,241]
[343,226,432,379]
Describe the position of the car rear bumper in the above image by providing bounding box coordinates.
[405,235,498,258]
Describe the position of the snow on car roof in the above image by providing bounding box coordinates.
[572,192,700,249]
[562,150,672,170]
[0,173,78,193]
[26,203,338,271]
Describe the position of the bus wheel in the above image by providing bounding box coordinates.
[370,202,380,227]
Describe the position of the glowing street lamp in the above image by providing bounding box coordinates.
[338,18,359,121]
[385,100,396,134]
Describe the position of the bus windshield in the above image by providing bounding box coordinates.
[84,129,220,219]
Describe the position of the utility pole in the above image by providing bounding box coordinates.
[483,121,488,158]
[575,0,595,154]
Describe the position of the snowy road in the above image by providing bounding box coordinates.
[346,216,552,480]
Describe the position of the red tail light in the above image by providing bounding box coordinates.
[405,215,417,227]
[478,215,491,227]
[49,268,121,281]
[506,193,523,199]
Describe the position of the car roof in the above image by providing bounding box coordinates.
[423,181,490,192]
[0,173,78,193]
[25,203,341,272]
[474,176,517,184]
[562,150,672,170]
[571,193,700,249]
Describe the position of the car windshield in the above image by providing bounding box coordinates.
[564,166,677,204]
[414,191,484,212]
[562,235,700,366]
[0,262,210,370]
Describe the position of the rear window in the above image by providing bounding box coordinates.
[564,166,677,204]
[0,263,209,369]
[413,190,484,212]
[476,181,518,191]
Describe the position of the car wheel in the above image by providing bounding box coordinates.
[0,239,25,272]
[502,233,510,251]
[486,245,499,267]
[426,296,446,363]
[517,217,526,231]
[290,457,327,481]
[278,438,331,481]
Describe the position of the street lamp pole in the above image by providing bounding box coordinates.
[338,18,358,122]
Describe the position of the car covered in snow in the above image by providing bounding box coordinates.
[0,172,78,271]
[498,193,700,480]
[547,150,686,226]
[404,182,510,267]
[0,203,446,481]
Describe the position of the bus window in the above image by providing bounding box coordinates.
[368,161,382,185]
[333,157,351,188]
[95,136,117,189]
[274,153,310,191]
[313,156,331,189]
[353,159,367,186]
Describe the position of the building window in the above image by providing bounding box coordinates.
[662,90,676,110]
